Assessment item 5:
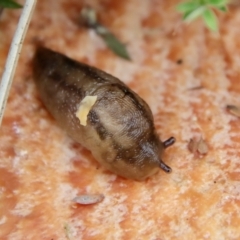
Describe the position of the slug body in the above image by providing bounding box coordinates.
[33,47,175,180]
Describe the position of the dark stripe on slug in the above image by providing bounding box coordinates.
[35,47,108,86]
[88,110,109,140]
[47,69,84,100]
[34,48,84,102]
[119,86,144,110]
[39,48,113,83]
[56,53,109,84]
[115,84,154,129]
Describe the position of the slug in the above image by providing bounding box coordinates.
[33,47,175,180]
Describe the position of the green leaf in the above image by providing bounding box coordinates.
[183,6,207,22]
[177,0,228,32]
[203,9,218,31]
[80,6,131,60]
[217,5,228,12]
[176,2,200,13]
[206,0,228,6]
[99,30,131,60]
[0,0,22,9]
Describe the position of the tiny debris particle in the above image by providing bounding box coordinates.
[72,194,104,205]
[176,59,183,64]
[197,137,208,155]
[188,138,197,153]
[64,223,71,240]
[75,96,97,126]
[226,105,240,118]
[188,137,208,156]
[187,85,204,91]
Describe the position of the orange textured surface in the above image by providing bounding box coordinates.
[1,0,240,239]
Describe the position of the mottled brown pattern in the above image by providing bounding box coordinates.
[33,47,169,180]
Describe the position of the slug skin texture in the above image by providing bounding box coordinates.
[33,47,173,180]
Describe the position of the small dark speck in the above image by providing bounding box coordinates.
[187,85,203,91]
[176,59,183,65]
[214,181,216,184]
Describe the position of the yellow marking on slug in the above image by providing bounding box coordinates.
[75,96,97,126]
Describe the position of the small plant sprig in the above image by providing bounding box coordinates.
[80,7,131,60]
[177,0,229,31]
[0,0,22,9]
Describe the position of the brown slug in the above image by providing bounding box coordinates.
[33,47,175,180]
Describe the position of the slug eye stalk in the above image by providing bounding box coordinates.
[159,161,172,173]
[163,137,176,149]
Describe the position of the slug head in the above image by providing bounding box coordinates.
[110,134,174,180]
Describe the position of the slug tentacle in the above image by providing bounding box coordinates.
[159,161,172,173]
[33,47,175,180]
[163,137,176,149]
